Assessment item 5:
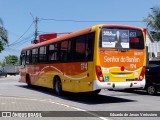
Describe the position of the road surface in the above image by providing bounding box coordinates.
[0,75,160,120]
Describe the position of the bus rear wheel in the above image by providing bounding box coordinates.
[26,75,32,88]
[91,89,101,95]
[54,77,62,96]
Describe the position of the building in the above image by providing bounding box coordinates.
[146,30,160,61]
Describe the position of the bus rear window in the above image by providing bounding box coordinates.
[100,28,144,49]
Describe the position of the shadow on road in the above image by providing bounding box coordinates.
[17,85,136,105]
[116,89,160,96]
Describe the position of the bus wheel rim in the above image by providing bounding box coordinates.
[148,86,155,94]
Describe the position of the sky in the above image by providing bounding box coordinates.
[0,0,160,62]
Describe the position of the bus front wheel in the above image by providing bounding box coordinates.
[54,77,62,96]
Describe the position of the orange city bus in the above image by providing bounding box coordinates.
[20,24,146,95]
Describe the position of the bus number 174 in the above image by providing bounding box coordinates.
[81,63,88,71]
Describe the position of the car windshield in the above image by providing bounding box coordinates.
[99,28,144,50]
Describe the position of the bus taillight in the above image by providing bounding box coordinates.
[96,66,104,82]
[138,66,146,81]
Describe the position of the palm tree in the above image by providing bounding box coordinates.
[0,18,9,52]
[144,6,160,41]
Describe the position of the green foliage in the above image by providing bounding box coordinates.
[5,55,19,65]
[0,61,6,67]
[0,18,9,52]
[0,41,4,52]
[144,6,160,41]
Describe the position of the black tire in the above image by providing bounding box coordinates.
[92,89,101,94]
[88,89,101,96]
[26,75,32,88]
[54,77,62,96]
[147,85,157,95]
[107,89,114,91]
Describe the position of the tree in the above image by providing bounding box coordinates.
[0,18,9,52]
[0,61,6,67]
[143,6,160,41]
[5,55,19,65]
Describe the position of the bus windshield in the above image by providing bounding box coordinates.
[100,28,144,50]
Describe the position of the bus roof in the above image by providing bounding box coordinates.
[22,24,143,51]
[22,27,92,51]
[102,24,142,30]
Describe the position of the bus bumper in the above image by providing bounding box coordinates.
[93,79,145,90]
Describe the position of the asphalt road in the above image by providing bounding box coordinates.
[0,75,160,120]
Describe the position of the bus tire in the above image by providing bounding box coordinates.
[92,89,101,94]
[54,77,62,96]
[147,84,157,95]
[26,75,32,88]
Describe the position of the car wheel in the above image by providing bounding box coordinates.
[147,85,157,95]
[54,77,62,96]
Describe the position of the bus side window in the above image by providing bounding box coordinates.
[49,43,59,62]
[85,33,95,61]
[32,48,38,63]
[74,36,86,61]
[67,40,72,61]
[39,46,47,63]
[20,51,26,66]
[71,32,95,62]
[26,50,30,64]
[60,40,71,62]
[85,48,92,60]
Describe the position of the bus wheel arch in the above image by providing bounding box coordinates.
[92,89,101,94]
[26,74,32,88]
[53,76,63,95]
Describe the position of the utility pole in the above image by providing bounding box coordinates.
[30,13,39,44]
[34,16,39,43]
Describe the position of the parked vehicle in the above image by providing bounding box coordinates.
[0,70,7,77]
[4,65,20,76]
[109,64,160,95]
[145,64,160,95]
